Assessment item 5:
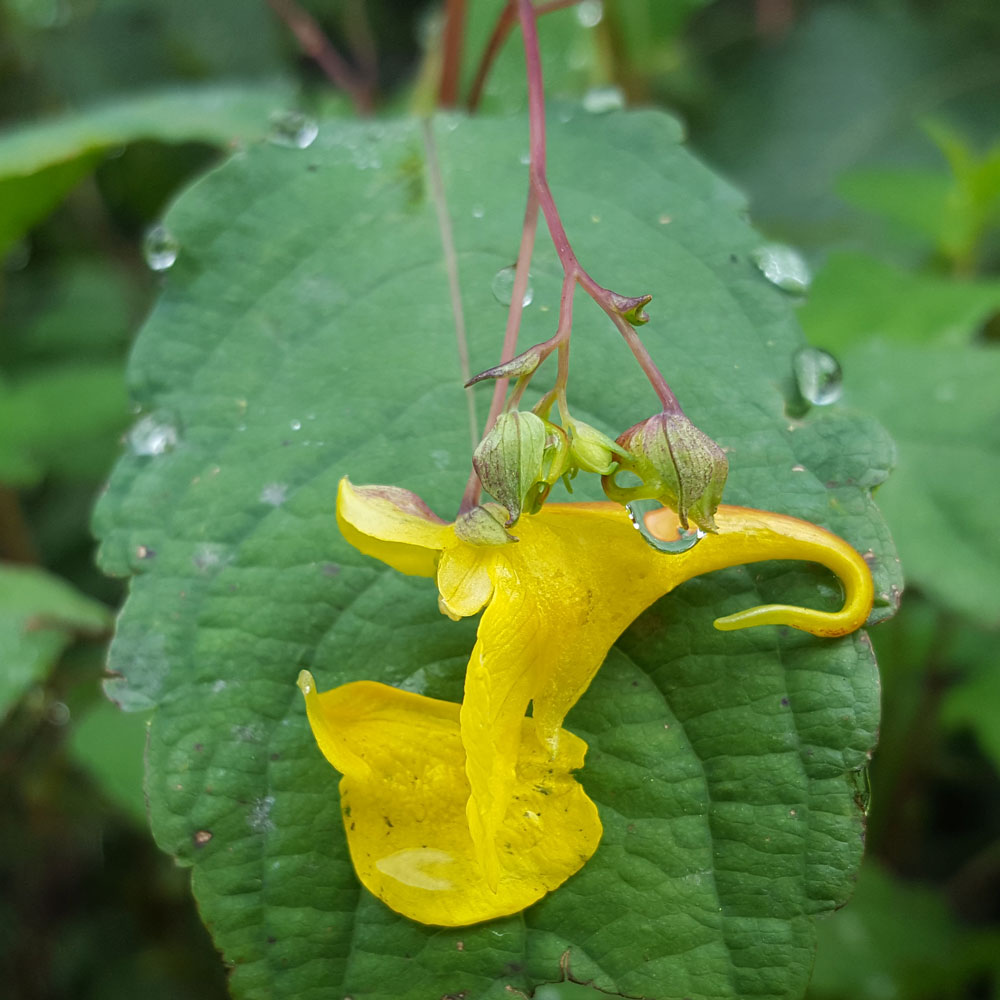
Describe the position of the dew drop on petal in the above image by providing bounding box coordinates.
[267,110,319,149]
[142,224,179,271]
[128,414,179,456]
[626,498,705,553]
[793,347,843,406]
[751,244,811,294]
[583,85,625,114]
[491,265,533,307]
[576,0,603,27]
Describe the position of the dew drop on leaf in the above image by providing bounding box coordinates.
[793,346,843,406]
[582,85,625,114]
[491,265,533,307]
[751,243,812,294]
[142,224,179,272]
[127,414,179,456]
[576,0,604,28]
[267,110,319,150]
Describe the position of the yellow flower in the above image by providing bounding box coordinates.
[300,477,874,927]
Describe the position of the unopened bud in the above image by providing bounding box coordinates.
[608,292,653,326]
[473,411,547,526]
[568,419,627,476]
[465,346,544,387]
[602,411,728,531]
[524,421,571,515]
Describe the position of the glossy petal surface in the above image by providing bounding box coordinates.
[336,482,874,901]
[299,672,601,926]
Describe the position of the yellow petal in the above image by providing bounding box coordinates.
[456,501,874,880]
[298,671,601,926]
[336,477,452,578]
[436,544,496,619]
[643,504,875,637]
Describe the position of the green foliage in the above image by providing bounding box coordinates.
[0,365,131,486]
[0,562,109,719]
[69,698,150,822]
[807,862,1000,1000]
[93,110,897,1000]
[0,83,293,254]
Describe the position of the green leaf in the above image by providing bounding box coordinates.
[68,698,150,823]
[0,365,131,485]
[836,167,950,249]
[799,251,1000,352]
[940,622,1000,771]
[0,563,111,720]
[695,4,1000,242]
[807,861,1000,1000]
[94,111,898,1000]
[0,82,293,254]
[835,339,1000,626]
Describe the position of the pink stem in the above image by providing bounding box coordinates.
[517,0,679,412]
[266,0,373,114]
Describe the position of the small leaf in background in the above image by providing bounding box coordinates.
[69,699,149,823]
[0,365,131,486]
[799,252,1000,351]
[0,563,110,720]
[807,862,1000,1000]
[0,83,293,254]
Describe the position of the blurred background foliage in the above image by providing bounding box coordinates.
[0,0,998,997]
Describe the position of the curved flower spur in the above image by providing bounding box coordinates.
[297,478,874,927]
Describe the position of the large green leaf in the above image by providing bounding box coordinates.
[94,110,899,1000]
[0,82,292,254]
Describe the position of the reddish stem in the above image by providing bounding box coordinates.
[266,0,374,114]
[468,0,588,112]
[439,0,468,106]
[518,0,679,411]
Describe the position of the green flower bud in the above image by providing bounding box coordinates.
[602,411,728,532]
[524,421,571,515]
[473,411,547,526]
[568,419,627,476]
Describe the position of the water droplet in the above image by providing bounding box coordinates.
[491,265,533,307]
[626,498,705,553]
[576,0,603,27]
[751,244,811,294]
[259,482,288,506]
[582,85,625,114]
[128,414,178,456]
[519,151,531,165]
[46,701,70,726]
[472,204,485,219]
[290,419,302,430]
[142,224,179,272]
[793,347,843,406]
[267,110,318,149]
